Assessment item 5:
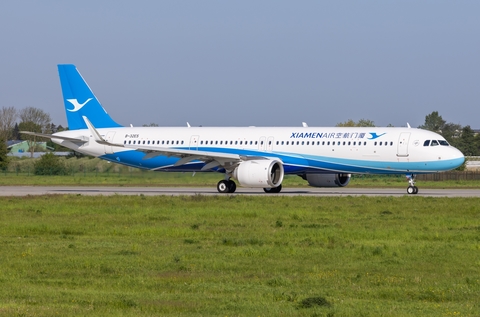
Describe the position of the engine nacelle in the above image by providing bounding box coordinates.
[305,173,351,187]
[233,159,284,188]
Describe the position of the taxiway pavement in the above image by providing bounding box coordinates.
[0,186,479,197]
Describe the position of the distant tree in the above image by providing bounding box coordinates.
[142,123,159,127]
[0,106,17,141]
[11,123,20,140]
[456,126,478,156]
[356,119,375,127]
[336,119,355,127]
[34,153,66,175]
[336,119,375,127]
[18,107,51,157]
[418,111,445,132]
[441,122,462,146]
[56,124,66,132]
[0,137,8,170]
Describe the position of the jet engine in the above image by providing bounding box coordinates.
[233,159,284,188]
[304,173,351,187]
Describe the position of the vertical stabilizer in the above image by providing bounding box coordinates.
[58,64,122,130]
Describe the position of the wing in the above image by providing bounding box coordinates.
[83,116,268,171]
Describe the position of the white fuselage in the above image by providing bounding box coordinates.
[53,126,465,175]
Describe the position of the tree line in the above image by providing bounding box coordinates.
[0,106,66,160]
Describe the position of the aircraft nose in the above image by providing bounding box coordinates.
[449,147,465,169]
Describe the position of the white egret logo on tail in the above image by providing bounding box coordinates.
[66,98,92,112]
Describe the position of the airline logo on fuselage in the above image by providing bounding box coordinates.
[289,132,386,139]
[290,132,367,139]
[66,98,93,112]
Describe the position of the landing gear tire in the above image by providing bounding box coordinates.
[263,184,282,194]
[228,180,236,193]
[407,186,418,195]
[217,180,230,193]
[217,180,237,193]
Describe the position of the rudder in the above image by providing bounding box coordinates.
[58,64,122,130]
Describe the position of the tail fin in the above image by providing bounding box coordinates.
[58,64,122,130]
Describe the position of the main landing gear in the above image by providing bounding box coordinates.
[217,179,237,193]
[216,179,283,194]
[406,174,418,195]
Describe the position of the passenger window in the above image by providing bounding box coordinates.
[286,141,289,145]
[374,142,377,146]
[332,141,335,145]
[423,140,430,146]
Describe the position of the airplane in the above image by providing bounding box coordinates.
[22,64,465,194]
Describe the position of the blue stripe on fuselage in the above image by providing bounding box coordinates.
[100,148,463,174]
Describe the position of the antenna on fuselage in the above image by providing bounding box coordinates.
[302,122,308,127]
[407,123,411,128]
[187,122,191,128]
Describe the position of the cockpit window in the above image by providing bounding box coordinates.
[439,140,449,146]
[430,140,439,146]
[423,140,430,146]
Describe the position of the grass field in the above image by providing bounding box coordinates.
[0,195,479,316]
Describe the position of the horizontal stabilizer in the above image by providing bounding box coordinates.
[20,131,88,143]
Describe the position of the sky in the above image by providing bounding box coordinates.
[1,1,479,129]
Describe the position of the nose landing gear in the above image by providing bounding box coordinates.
[406,174,418,195]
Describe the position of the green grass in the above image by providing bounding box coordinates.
[0,195,479,316]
